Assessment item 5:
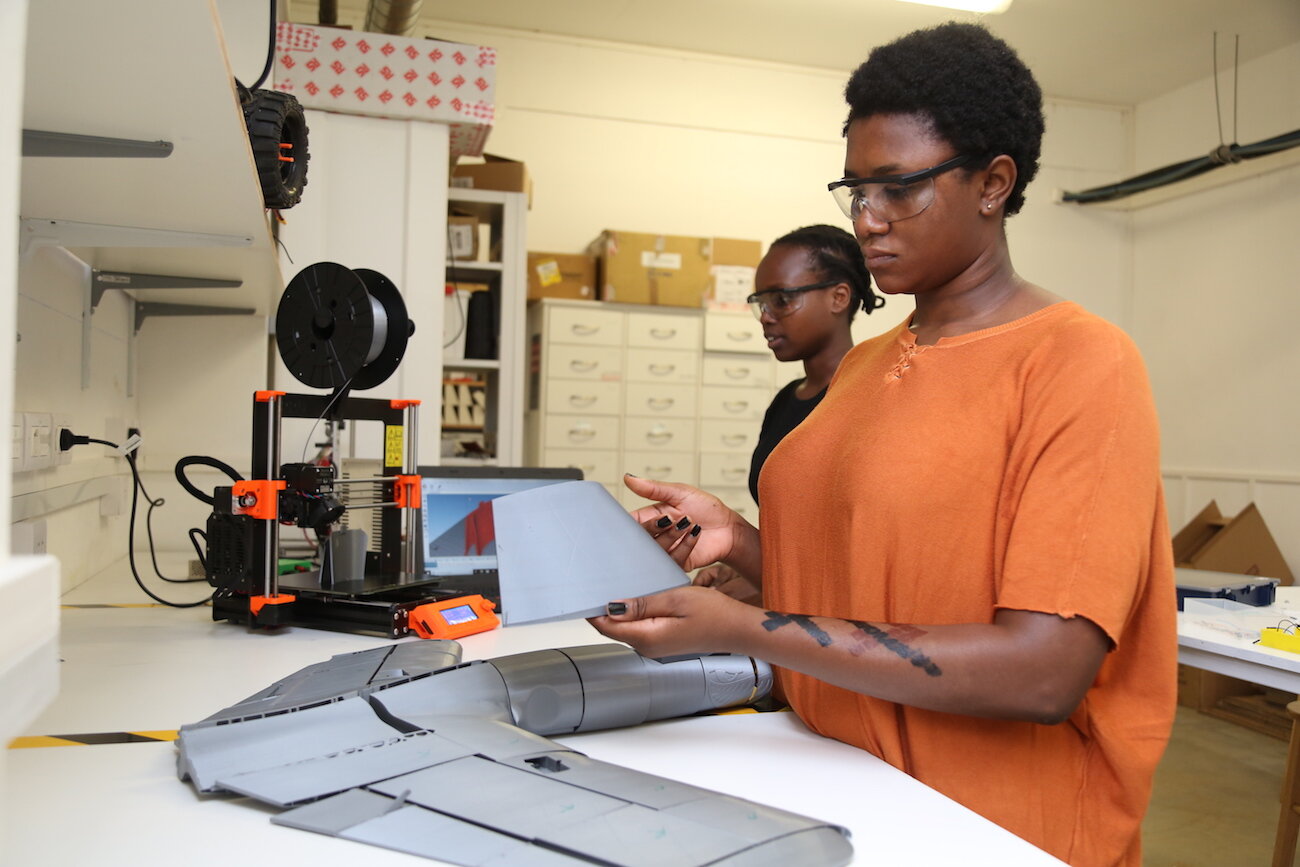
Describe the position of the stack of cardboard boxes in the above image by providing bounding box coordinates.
[527,231,764,308]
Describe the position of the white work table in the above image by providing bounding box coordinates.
[5,559,1062,866]
[1177,587,1300,693]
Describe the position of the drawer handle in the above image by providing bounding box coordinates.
[568,394,597,407]
[726,331,753,342]
[724,366,751,379]
[721,434,748,447]
[646,397,675,411]
[649,327,677,339]
[646,428,674,444]
[566,425,596,441]
[645,465,672,476]
[570,323,600,336]
[648,363,676,376]
[569,359,597,373]
[722,468,746,480]
[722,400,750,413]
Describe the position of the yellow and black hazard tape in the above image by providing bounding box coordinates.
[9,730,178,749]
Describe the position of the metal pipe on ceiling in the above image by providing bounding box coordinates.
[364,0,425,36]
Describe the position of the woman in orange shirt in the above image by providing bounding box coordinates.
[593,22,1176,867]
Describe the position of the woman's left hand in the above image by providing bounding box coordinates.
[588,585,758,660]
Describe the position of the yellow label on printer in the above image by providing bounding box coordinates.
[384,426,404,467]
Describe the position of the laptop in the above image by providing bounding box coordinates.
[417,464,583,603]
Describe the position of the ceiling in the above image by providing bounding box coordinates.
[315,0,1300,107]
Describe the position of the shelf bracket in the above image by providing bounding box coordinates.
[91,270,244,313]
[22,129,173,159]
[126,302,258,398]
[134,301,257,335]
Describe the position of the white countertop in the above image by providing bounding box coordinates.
[5,556,1063,866]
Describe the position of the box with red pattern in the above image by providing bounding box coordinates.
[271,23,495,157]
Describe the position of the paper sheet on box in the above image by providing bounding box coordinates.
[493,481,689,625]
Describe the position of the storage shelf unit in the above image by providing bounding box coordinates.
[441,188,527,466]
[526,298,787,524]
[20,0,282,314]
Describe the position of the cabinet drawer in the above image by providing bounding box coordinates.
[546,343,623,381]
[544,379,622,416]
[542,448,620,485]
[623,450,697,485]
[624,382,697,419]
[623,417,697,452]
[699,455,752,489]
[626,311,702,350]
[549,305,625,346]
[543,414,620,451]
[626,347,699,383]
[700,385,770,421]
[699,419,761,453]
[701,355,773,388]
[704,311,766,353]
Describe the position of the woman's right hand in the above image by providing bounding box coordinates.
[624,475,749,573]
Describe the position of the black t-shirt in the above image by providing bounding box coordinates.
[748,378,826,504]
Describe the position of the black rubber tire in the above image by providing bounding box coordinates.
[244,89,309,209]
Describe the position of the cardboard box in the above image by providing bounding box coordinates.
[447,213,478,260]
[709,237,764,310]
[272,24,496,157]
[589,230,713,307]
[1173,501,1294,585]
[451,154,532,207]
[527,252,597,301]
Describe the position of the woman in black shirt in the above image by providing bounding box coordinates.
[697,225,880,600]
[746,224,881,503]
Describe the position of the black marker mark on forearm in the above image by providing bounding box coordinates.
[762,611,832,647]
[850,620,942,676]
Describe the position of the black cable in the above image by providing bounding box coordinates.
[1060,128,1300,204]
[175,455,245,506]
[248,0,277,92]
[444,221,469,349]
[75,436,213,608]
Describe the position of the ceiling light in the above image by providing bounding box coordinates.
[896,0,1013,13]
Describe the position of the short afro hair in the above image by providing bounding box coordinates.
[843,22,1044,216]
[770,224,882,321]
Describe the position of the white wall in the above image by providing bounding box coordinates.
[372,20,1134,342]
[1130,41,1300,574]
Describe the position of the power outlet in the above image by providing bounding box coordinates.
[23,412,53,471]
[53,414,73,465]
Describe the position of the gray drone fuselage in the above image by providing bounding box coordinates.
[177,641,853,866]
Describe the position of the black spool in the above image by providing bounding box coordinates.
[276,262,413,391]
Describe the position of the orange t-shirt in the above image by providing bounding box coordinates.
[760,302,1176,867]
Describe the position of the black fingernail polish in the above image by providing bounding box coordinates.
[624,472,639,478]
[691,524,701,537]
[656,516,672,528]
[607,602,627,616]
[675,516,691,530]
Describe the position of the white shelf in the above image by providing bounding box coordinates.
[19,0,282,314]
[445,358,501,371]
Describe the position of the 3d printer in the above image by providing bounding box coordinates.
[200,262,448,638]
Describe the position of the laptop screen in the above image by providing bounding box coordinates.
[419,466,582,578]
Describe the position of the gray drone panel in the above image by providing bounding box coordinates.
[660,794,829,843]
[271,788,398,836]
[341,804,537,864]
[179,696,400,792]
[708,827,855,867]
[495,750,714,810]
[195,642,462,726]
[537,802,757,867]
[217,729,475,807]
[369,755,629,839]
